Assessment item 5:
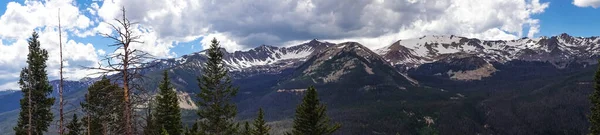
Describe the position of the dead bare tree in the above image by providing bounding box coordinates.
[87,7,154,135]
[57,8,65,135]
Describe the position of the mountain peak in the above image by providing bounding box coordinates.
[308,38,321,44]
[335,42,372,50]
[278,42,415,89]
[559,33,572,39]
[252,44,277,51]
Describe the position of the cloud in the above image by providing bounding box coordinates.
[0,81,19,91]
[573,0,600,8]
[97,49,106,56]
[92,0,549,50]
[0,0,101,90]
[0,0,93,39]
[200,33,247,51]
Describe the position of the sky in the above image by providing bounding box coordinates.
[0,0,599,90]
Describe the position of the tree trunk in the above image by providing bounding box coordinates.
[58,8,65,135]
[123,42,132,135]
[27,69,32,135]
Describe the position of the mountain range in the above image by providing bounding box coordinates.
[0,33,598,134]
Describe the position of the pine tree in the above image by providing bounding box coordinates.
[161,128,170,135]
[287,86,340,135]
[184,123,199,135]
[143,101,158,135]
[251,108,270,135]
[14,31,56,135]
[83,115,102,135]
[195,38,239,134]
[154,70,183,135]
[81,76,125,134]
[589,60,600,135]
[242,122,251,135]
[67,114,82,135]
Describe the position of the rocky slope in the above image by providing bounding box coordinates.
[376,34,600,71]
[278,42,416,89]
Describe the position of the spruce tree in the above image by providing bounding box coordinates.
[161,128,170,135]
[252,108,270,135]
[287,86,340,135]
[154,70,183,135]
[242,122,252,135]
[81,76,125,134]
[14,31,55,135]
[82,115,102,135]
[195,38,239,134]
[143,101,158,135]
[589,60,600,135]
[67,114,82,135]
[185,123,199,135]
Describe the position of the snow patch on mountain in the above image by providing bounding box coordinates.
[376,34,600,69]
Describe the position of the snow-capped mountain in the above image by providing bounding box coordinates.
[277,42,417,90]
[148,39,335,75]
[376,34,600,70]
[224,39,334,71]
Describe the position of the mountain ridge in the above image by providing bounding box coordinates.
[0,33,599,134]
[376,34,600,70]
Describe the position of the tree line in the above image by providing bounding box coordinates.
[13,7,340,135]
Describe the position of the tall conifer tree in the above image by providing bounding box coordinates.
[242,122,251,135]
[143,101,157,135]
[195,38,239,134]
[252,108,270,135]
[14,31,55,135]
[154,70,183,135]
[81,77,125,134]
[66,114,82,135]
[287,86,340,135]
[589,60,600,134]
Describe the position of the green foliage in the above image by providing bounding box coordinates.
[194,38,239,134]
[14,31,56,135]
[154,71,183,135]
[590,60,600,135]
[184,123,199,135]
[417,126,439,135]
[80,76,125,134]
[242,122,252,135]
[161,127,170,135]
[288,86,340,135]
[66,114,82,135]
[144,101,158,135]
[252,108,270,135]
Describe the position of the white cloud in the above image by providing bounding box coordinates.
[200,33,247,51]
[0,39,28,71]
[0,81,19,90]
[129,25,177,58]
[0,0,101,90]
[0,0,94,39]
[87,2,100,16]
[97,49,106,56]
[573,0,600,8]
[92,0,549,50]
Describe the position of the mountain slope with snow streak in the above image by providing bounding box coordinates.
[376,34,600,69]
